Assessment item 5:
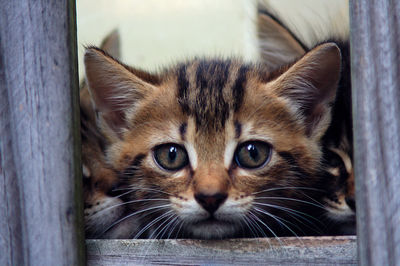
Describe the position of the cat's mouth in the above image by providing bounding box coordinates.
[185,215,239,239]
[193,216,225,225]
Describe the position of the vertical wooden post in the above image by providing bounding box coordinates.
[0,1,85,265]
[350,0,400,265]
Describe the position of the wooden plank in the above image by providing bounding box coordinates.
[0,1,85,265]
[87,236,357,265]
[349,0,400,265]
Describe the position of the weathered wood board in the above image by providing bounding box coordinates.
[350,0,400,265]
[0,1,84,265]
[87,236,357,265]
[1,0,399,265]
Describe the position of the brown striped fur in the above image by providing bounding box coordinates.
[81,30,140,238]
[256,6,355,235]
[84,42,341,239]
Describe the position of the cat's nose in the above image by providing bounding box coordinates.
[195,193,227,214]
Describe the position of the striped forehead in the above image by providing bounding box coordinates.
[175,59,254,132]
[182,116,240,168]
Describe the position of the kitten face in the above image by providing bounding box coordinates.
[84,43,341,239]
[82,163,123,238]
[81,100,123,238]
[322,147,356,235]
[80,29,140,239]
[256,9,355,235]
[111,96,321,239]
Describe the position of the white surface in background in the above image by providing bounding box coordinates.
[259,0,349,48]
[77,0,348,78]
[77,0,257,78]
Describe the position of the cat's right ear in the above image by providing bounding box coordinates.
[99,29,121,59]
[271,43,341,141]
[80,30,121,125]
[257,12,306,68]
[84,47,158,138]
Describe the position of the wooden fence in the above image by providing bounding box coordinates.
[0,0,399,265]
[350,1,400,265]
[0,1,84,265]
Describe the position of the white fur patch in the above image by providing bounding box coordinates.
[185,142,198,170]
[224,140,237,168]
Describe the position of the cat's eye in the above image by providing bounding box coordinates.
[235,141,271,169]
[153,144,189,171]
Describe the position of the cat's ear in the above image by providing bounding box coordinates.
[80,30,121,125]
[257,12,306,68]
[84,47,158,138]
[272,42,341,140]
[99,29,121,59]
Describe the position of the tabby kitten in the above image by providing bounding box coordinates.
[81,101,125,238]
[83,41,341,239]
[322,147,355,235]
[81,30,140,238]
[256,6,355,234]
[81,103,140,238]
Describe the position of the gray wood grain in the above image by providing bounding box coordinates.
[86,236,357,265]
[0,1,84,265]
[350,0,400,265]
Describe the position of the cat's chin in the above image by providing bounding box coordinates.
[185,219,239,239]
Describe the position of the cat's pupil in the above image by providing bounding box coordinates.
[168,147,177,162]
[247,144,259,161]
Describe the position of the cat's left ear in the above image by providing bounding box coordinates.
[257,12,306,68]
[272,42,341,140]
[84,47,159,139]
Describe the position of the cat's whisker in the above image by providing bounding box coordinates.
[110,187,135,192]
[252,207,304,246]
[110,186,174,200]
[248,210,290,255]
[149,213,175,240]
[121,186,175,197]
[173,219,185,239]
[134,210,175,239]
[90,198,170,217]
[254,196,325,209]
[152,213,178,239]
[242,215,261,238]
[248,210,285,247]
[253,202,322,235]
[242,214,281,257]
[252,186,323,195]
[250,210,297,258]
[236,218,247,236]
[166,216,181,239]
[148,212,177,240]
[113,189,136,198]
[244,217,260,237]
[101,204,172,236]
[299,191,327,208]
[245,213,268,238]
[253,206,296,231]
[138,212,177,263]
[253,201,322,225]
